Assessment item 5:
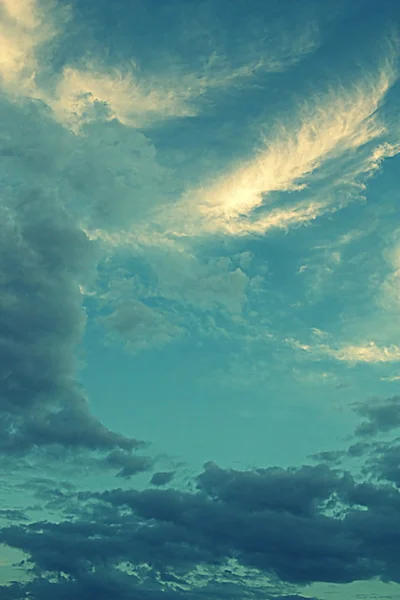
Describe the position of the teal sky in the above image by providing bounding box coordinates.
[1,1,400,599]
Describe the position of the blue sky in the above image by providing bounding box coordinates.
[1,0,400,598]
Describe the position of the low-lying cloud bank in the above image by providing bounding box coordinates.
[3,399,400,599]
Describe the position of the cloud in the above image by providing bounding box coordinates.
[4,390,400,597]
[51,57,269,130]
[5,457,400,597]
[157,56,398,238]
[52,64,196,129]
[105,451,154,479]
[150,472,175,486]
[0,93,148,470]
[2,3,400,599]
[0,0,320,134]
[144,251,250,315]
[379,234,400,312]
[8,406,145,454]
[0,573,303,600]
[99,298,185,353]
[89,247,253,351]
[381,375,400,382]
[353,396,400,437]
[329,342,400,364]
[45,0,320,131]
[0,0,60,94]
[286,336,400,365]
[370,442,400,488]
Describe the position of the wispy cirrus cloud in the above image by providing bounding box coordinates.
[48,3,320,130]
[155,56,398,238]
[0,0,320,134]
[51,50,311,130]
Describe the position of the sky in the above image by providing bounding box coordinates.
[1,0,400,598]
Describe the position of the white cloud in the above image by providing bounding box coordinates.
[50,15,319,130]
[159,59,398,238]
[0,0,318,135]
[51,35,317,130]
[286,337,400,365]
[0,0,319,132]
[0,0,65,95]
[329,342,400,364]
[51,64,196,130]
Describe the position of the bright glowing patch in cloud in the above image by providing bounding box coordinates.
[0,0,320,133]
[52,65,195,129]
[287,337,400,365]
[331,342,400,364]
[162,61,397,238]
[0,0,60,94]
[52,47,319,130]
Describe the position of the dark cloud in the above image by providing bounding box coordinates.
[354,396,400,437]
[2,405,145,455]
[360,439,400,488]
[308,450,345,465]
[0,509,27,522]
[91,474,366,586]
[4,459,400,598]
[0,95,147,472]
[196,461,348,517]
[343,397,400,490]
[150,471,175,486]
[105,450,154,478]
[0,575,309,600]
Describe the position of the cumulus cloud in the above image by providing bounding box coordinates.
[0,92,147,471]
[100,298,184,353]
[3,384,400,597]
[89,247,253,351]
[4,456,400,598]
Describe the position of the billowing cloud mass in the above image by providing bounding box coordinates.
[1,0,400,599]
[0,86,147,472]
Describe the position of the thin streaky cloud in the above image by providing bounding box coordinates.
[49,10,320,130]
[286,337,400,365]
[0,0,320,132]
[51,42,317,130]
[158,60,397,238]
